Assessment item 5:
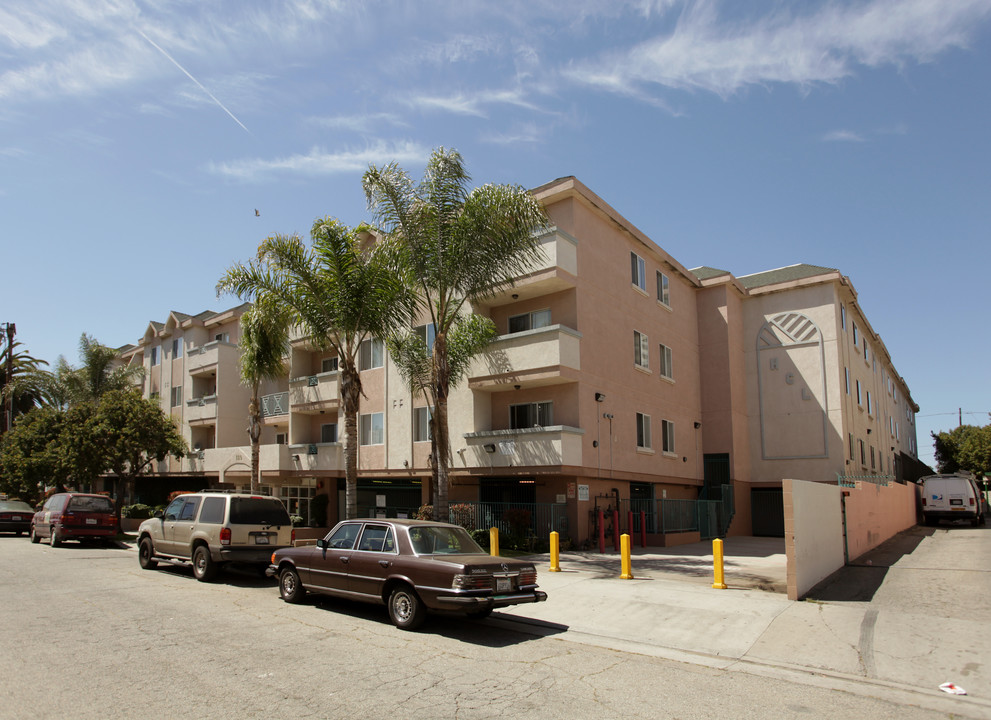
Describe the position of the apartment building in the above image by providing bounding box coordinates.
[119,176,921,545]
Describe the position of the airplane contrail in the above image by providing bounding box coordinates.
[137,28,250,134]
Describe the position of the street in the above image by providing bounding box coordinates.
[0,534,984,720]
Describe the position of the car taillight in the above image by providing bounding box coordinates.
[220,527,231,545]
[270,552,277,564]
[452,574,493,590]
[970,498,975,506]
[62,513,75,524]
[921,497,927,506]
[519,569,538,586]
[291,528,296,546]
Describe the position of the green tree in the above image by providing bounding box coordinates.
[65,334,144,404]
[363,147,550,521]
[238,300,291,494]
[1,340,50,430]
[0,407,65,500]
[933,421,991,478]
[218,217,415,519]
[84,389,187,522]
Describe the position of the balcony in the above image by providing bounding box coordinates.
[261,391,289,418]
[289,371,340,413]
[469,324,581,391]
[484,227,578,307]
[288,442,343,472]
[187,341,238,377]
[460,426,584,468]
[200,444,294,476]
[185,395,218,424]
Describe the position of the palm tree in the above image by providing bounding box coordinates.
[237,299,291,494]
[217,217,415,519]
[1,341,50,430]
[363,147,550,521]
[65,334,144,405]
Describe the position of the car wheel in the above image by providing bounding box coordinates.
[192,545,218,582]
[138,538,158,569]
[50,527,61,547]
[388,585,426,631]
[30,526,40,544]
[279,567,306,603]
[466,607,493,620]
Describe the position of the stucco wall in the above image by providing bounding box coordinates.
[843,480,917,561]
[784,479,845,600]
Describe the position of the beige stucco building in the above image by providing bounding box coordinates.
[119,177,922,546]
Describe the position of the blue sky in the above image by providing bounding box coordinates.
[2,0,990,468]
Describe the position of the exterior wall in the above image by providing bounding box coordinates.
[783,478,845,600]
[843,480,917,561]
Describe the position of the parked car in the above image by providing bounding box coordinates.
[920,474,987,526]
[267,518,547,630]
[0,500,35,535]
[30,493,118,546]
[137,491,294,581]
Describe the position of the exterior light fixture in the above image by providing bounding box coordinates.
[595,392,606,402]
[483,444,497,453]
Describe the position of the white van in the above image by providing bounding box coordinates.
[920,474,986,526]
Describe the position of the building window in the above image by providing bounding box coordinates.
[856,380,862,406]
[172,338,183,359]
[510,401,553,429]
[150,346,160,366]
[276,433,287,445]
[278,485,317,526]
[631,252,646,291]
[170,385,182,407]
[867,391,873,415]
[634,331,649,370]
[659,343,673,380]
[508,309,551,334]
[841,305,846,330]
[414,323,437,354]
[413,407,432,442]
[215,332,229,343]
[636,412,651,450]
[359,338,384,370]
[320,423,338,443]
[845,367,850,395]
[859,439,866,466]
[321,357,339,373]
[852,323,859,347]
[864,343,869,363]
[662,419,675,454]
[656,271,670,306]
[359,413,384,445]
[870,445,876,470]
[849,433,854,460]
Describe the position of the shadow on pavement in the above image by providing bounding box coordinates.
[804,525,935,602]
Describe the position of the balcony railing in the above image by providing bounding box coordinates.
[185,395,218,423]
[469,324,581,390]
[289,371,339,411]
[482,227,579,306]
[186,340,238,377]
[287,442,343,472]
[200,444,293,474]
[261,391,289,417]
[461,426,584,468]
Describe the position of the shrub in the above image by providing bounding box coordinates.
[121,504,154,519]
[449,503,475,531]
[470,528,490,550]
[414,504,433,520]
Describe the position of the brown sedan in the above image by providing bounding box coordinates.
[267,519,547,630]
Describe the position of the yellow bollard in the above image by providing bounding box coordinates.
[549,531,561,572]
[620,533,633,579]
[712,538,727,589]
[489,526,499,557]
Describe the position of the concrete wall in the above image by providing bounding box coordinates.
[785,477,921,599]
[784,479,845,600]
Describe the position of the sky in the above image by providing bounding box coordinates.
[2,0,990,469]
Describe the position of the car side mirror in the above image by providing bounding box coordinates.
[316,538,328,550]
[154,510,164,519]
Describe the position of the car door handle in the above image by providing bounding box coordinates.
[340,557,349,564]
[379,560,391,568]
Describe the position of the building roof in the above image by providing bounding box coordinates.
[736,264,839,289]
[690,266,732,281]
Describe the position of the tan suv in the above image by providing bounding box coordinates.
[137,492,295,581]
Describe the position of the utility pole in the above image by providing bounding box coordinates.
[2,322,14,434]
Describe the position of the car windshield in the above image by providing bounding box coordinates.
[67,496,114,513]
[407,525,485,555]
[0,501,33,512]
[229,497,291,526]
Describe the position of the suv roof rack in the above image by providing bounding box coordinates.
[200,488,239,494]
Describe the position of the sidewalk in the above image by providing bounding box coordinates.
[495,528,991,718]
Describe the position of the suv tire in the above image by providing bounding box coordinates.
[138,537,158,569]
[192,545,218,582]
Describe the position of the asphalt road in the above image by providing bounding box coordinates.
[0,535,977,720]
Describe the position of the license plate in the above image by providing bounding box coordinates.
[255,535,270,544]
[11,516,21,521]
[86,518,97,525]
[495,578,512,593]
[950,499,963,506]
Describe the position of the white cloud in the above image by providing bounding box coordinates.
[406,89,542,118]
[565,0,991,98]
[307,113,409,132]
[822,130,867,143]
[207,140,431,182]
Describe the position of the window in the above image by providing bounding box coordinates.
[870,445,876,470]
[631,252,646,291]
[510,401,553,429]
[508,309,552,334]
[321,357,339,373]
[849,433,854,460]
[414,323,437,354]
[662,419,675,454]
[320,423,338,444]
[276,433,288,445]
[636,412,651,450]
[171,385,182,407]
[199,497,225,524]
[856,380,862,406]
[634,330,649,370]
[852,323,859,347]
[214,332,229,343]
[359,413,383,445]
[656,271,670,305]
[150,346,160,366]
[864,343,869,363]
[328,523,360,550]
[659,343,673,380]
[845,367,850,395]
[841,305,846,330]
[867,391,873,415]
[859,439,866,466]
[172,338,183,359]
[357,524,395,553]
[413,406,432,442]
[178,497,200,522]
[359,338,384,370]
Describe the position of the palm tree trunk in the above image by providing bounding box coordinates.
[433,333,451,523]
[340,362,362,520]
[248,385,261,494]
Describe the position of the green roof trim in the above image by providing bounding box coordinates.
[737,264,838,289]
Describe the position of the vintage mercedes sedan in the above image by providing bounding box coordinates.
[267,519,547,630]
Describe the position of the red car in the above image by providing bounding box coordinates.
[30,493,118,546]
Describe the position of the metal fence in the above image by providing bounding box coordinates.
[836,473,892,488]
[619,484,735,539]
[450,502,569,540]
